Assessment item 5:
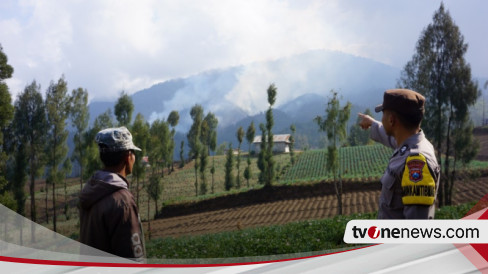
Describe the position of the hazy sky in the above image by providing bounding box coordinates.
[1,0,487,102]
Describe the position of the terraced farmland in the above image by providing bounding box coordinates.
[147,175,488,238]
[281,145,393,183]
[147,142,488,238]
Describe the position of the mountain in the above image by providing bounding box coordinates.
[84,49,401,158]
[87,49,399,131]
[216,92,384,151]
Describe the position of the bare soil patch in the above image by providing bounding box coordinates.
[146,175,488,238]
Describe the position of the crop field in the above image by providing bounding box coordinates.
[146,174,488,238]
[281,145,393,183]
[146,202,476,259]
[281,145,488,184]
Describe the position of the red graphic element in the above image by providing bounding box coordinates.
[407,159,424,183]
[455,193,488,271]
[0,245,378,268]
[368,226,379,239]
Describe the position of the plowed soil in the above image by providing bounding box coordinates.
[145,176,488,238]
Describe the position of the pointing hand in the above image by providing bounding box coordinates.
[358,113,374,130]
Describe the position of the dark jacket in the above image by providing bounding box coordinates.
[79,170,145,262]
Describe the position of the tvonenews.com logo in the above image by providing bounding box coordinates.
[344,220,488,244]
[368,226,380,239]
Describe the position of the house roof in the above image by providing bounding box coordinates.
[253,134,291,144]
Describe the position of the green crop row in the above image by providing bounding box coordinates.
[281,145,488,184]
[146,201,477,260]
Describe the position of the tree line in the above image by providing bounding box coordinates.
[0,49,188,232]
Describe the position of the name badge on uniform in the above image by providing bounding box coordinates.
[400,145,408,156]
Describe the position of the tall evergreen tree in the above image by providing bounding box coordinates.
[150,119,170,175]
[187,104,203,196]
[114,91,134,127]
[224,143,234,191]
[132,113,150,208]
[203,112,218,153]
[398,3,480,206]
[11,143,27,215]
[146,173,162,238]
[0,44,15,212]
[203,112,218,193]
[167,110,179,172]
[244,121,255,188]
[235,126,245,188]
[209,131,217,193]
[257,123,267,184]
[61,158,72,219]
[12,81,47,224]
[69,87,89,190]
[289,124,296,165]
[199,120,210,194]
[45,77,70,232]
[314,90,351,215]
[265,84,277,186]
[147,119,164,216]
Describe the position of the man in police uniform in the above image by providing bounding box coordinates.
[358,89,440,219]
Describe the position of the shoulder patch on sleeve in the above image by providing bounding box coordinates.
[401,153,436,206]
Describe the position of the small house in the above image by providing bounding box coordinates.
[252,134,291,154]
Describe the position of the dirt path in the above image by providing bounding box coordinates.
[145,177,488,238]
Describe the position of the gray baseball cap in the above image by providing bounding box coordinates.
[95,127,141,152]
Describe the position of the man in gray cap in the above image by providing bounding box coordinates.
[358,89,440,219]
[79,127,146,262]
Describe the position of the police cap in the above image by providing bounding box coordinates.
[375,89,425,119]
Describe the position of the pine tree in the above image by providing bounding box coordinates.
[236,126,245,188]
[167,110,179,172]
[45,77,70,232]
[398,3,480,206]
[114,91,134,127]
[12,81,47,224]
[132,113,150,208]
[210,131,217,193]
[244,122,255,188]
[224,143,234,191]
[69,87,89,190]
[289,124,296,165]
[265,84,277,186]
[314,90,351,215]
[187,105,203,196]
[257,123,267,184]
[0,44,15,213]
[203,112,218,193]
